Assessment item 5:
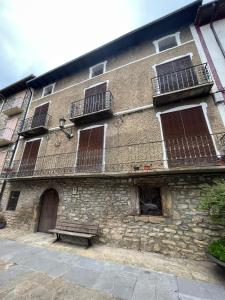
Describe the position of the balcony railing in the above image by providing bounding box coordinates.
[18,113,51,138]
[2,132,225,178]
[70,91,113,125]
[0,128,14,146]
[151,63,213,106]
[2,97,23,116]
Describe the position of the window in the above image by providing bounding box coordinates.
[90,62,106,78]
[138,186,162,216]
[6,191,20,211]
[42,83,55,97]
[154,33,180,53]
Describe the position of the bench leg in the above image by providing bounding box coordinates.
[53,233,60,243]
[86,238,92,249]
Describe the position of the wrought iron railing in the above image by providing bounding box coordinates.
[2,132,225,178]
[2,96,23,111]
[0,128,14,141]
[151,63,212,96]
[70,90,113,119]
[18,113,51,134]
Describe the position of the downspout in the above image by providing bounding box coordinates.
[0,86,33,204]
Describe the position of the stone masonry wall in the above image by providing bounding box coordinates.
[2,173,225,260]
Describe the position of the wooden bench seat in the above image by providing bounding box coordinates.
[49,220,98,248]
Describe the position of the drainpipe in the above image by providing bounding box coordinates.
[0,86,33,204]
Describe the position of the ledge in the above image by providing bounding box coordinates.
[134,215,167,223]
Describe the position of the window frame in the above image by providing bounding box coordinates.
[6,191,20,211]
[153,32,181,53]
[89,61,107,79]
[42,83,55,98]
[138,185,163,216]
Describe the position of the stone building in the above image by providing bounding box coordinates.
[1,1,225,260]
[0,75,34,193]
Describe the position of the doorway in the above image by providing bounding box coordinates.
[37,189,59,233]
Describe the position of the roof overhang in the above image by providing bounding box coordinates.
[0,75,35,98]
[28,0,202,89]
[195,0,225,26]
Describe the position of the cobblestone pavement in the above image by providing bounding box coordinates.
[0,238,225,299]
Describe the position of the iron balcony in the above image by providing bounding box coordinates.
[70,90,113,125]
[18,113,51,138]
[151,63,214,106]
[2,132,225,178]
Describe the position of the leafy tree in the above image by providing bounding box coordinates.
[200,180,225,225]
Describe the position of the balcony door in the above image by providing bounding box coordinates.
[19,139,41,176]
[76,126,104,172]
[161,106,216,167]
[84,83,107,115]
[31,103,49,128]
[156,56,198,94]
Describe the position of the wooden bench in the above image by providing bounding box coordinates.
[49,220,98,248]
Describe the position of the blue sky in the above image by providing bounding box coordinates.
[0,0,210,88]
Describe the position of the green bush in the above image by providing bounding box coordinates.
[208,240,225,262]
[199,180,225,225]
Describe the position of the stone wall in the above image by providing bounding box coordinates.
[2,173,225,260]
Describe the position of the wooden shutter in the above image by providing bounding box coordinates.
[161,107,216,167]
[156,56,198,93]
[19,139,41,175]
[76,126,104,172]
[84,83,107,115]
[31,103,49,128]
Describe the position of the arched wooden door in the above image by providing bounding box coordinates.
[38,189,59,233]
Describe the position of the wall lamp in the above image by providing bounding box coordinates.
[59,118,73,140]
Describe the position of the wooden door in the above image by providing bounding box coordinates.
[156,56,198,93]
[38,189,59,233]
[161,107,216,167]
[76,126,104,172]
[31,103,49,128]
[19,139,41,175]
[84,83,107,115]
[4,117,18,141]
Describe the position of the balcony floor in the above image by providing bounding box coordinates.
[2,106,23,117]
[70,109,113,125]
[153,82,213,106]
[19,126,49,138]
[0,138,12,147]
[3,164,225,181]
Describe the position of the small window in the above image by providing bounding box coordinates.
[154,33,180,53]
[6,191,20,211]
[139,186,162,216]
[42,83,54,97]
[90,62,106,78]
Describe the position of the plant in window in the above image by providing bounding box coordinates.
[199,180,225,268]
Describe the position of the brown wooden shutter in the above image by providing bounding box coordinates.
[31,103,49,128]
[76,126,104,172]
[19,139,41,175]
[156,56,198,93]
[84,83,107,114]
[161,107,216,166]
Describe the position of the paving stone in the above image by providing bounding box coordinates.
[177,277,225,300]
[63,265,101,288]
[0,265,32,288]
[94,271,137,300]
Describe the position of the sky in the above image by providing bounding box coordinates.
[0,0,211,89]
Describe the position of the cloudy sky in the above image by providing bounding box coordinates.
[0,0,210,88]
